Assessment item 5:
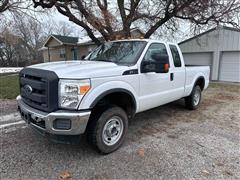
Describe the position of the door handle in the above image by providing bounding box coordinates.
[170,73,174,81]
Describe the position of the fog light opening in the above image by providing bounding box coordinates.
[53,119,71,130]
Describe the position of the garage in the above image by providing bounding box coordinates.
[179,26,240,82]
[183,52,212,66]
[219,51,240,82]
[183,52,213,79]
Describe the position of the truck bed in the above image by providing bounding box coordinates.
[185,65,209,67]
[184,66,210,96]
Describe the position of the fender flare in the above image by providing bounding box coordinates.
[193,76,205,91]
[89,88,137,111]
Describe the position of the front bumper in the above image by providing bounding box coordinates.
[17,96,91,135]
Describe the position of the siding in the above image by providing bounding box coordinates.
[42,45,98,62]
[179,27,240,81]
[78,44,97,58]
[47,38,62,47]
[180,28,240,53]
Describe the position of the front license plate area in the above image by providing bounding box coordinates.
[18,107,31,124]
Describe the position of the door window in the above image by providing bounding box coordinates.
[143,43,168,63]
[141,43,169,73]
[169,45,182,67]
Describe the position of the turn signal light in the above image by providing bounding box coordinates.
[80,85,90,94]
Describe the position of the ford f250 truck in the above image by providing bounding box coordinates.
[17,39,210,153]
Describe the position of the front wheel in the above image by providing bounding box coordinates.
[185,85,202,110]
[87,106,128,154]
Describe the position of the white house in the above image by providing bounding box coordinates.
[179,26,240,82]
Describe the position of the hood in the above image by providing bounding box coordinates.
[29,60,130,79]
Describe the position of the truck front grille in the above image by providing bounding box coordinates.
[19,68,58,112]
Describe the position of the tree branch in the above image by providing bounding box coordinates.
[55,3,102,45]
[96,0,113,34]
[0,0,9,12]
[75,0,109,40]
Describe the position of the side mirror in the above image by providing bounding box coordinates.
[141,61,156,73]
[150,52,170,73]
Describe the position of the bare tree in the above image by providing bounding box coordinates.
[0,0,9,13]
[12,16,44,64]
[0,0,46,23]
[43,20,78,37]
[0,30,15,66]
[0,28,27,67]
[54,21,76,36]
[0,0,35,14]
[0,16,45,67]
[32,0,240,45]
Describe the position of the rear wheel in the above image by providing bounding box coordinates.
[87,106,128,154]
[185,85,202,110]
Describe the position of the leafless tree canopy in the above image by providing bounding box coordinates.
[32,0,240,45]
[0,15,80,67]
[0,17,45,67]
[0,0,9,13]
[0,0,32,14]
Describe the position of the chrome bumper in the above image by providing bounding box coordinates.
[17,96,91,135]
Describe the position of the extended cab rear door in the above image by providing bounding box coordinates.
[168,44,185,98]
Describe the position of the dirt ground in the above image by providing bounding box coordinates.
[0,82,239,180]
[0,99,17,115]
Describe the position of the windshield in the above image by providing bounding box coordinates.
[86,41,147,65]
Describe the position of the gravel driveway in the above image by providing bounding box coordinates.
[0,83,239,180]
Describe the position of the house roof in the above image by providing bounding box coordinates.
[42,28,144,48]
[51,34,78,44]
[43,34,79,47]
[179,26,240,45]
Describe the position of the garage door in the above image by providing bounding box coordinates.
[182,52,213,79]
[219,51,240,82]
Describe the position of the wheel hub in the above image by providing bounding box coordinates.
[102,116,123,146]
[193,90,200,105]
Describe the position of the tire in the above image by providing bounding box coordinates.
[185,85,202,110]
[87,106,128,154]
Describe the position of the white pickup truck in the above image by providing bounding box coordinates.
[17,39,210,153]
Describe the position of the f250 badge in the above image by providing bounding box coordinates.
[24,84,33,94]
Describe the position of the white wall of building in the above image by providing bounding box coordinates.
[179,27,240,82]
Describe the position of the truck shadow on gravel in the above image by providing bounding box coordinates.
[45,95,224,151]
[1,99,192,156]
[126,99,199,143]
[2,84,239,158]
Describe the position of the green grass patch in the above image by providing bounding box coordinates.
[0,72,18,77]
[0,74,19,99]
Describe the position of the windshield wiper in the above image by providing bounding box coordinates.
[95,59,119,65]
[96,59,112,62]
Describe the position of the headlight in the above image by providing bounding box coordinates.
[59,79,91,109]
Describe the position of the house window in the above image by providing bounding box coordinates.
[60,48,66,58]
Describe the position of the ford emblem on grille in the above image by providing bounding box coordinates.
[24,84,33,94]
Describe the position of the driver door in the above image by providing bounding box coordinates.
[138,43,173,112]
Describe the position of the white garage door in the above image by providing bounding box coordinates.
[219,51,240,82]
[182,52,213,79]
